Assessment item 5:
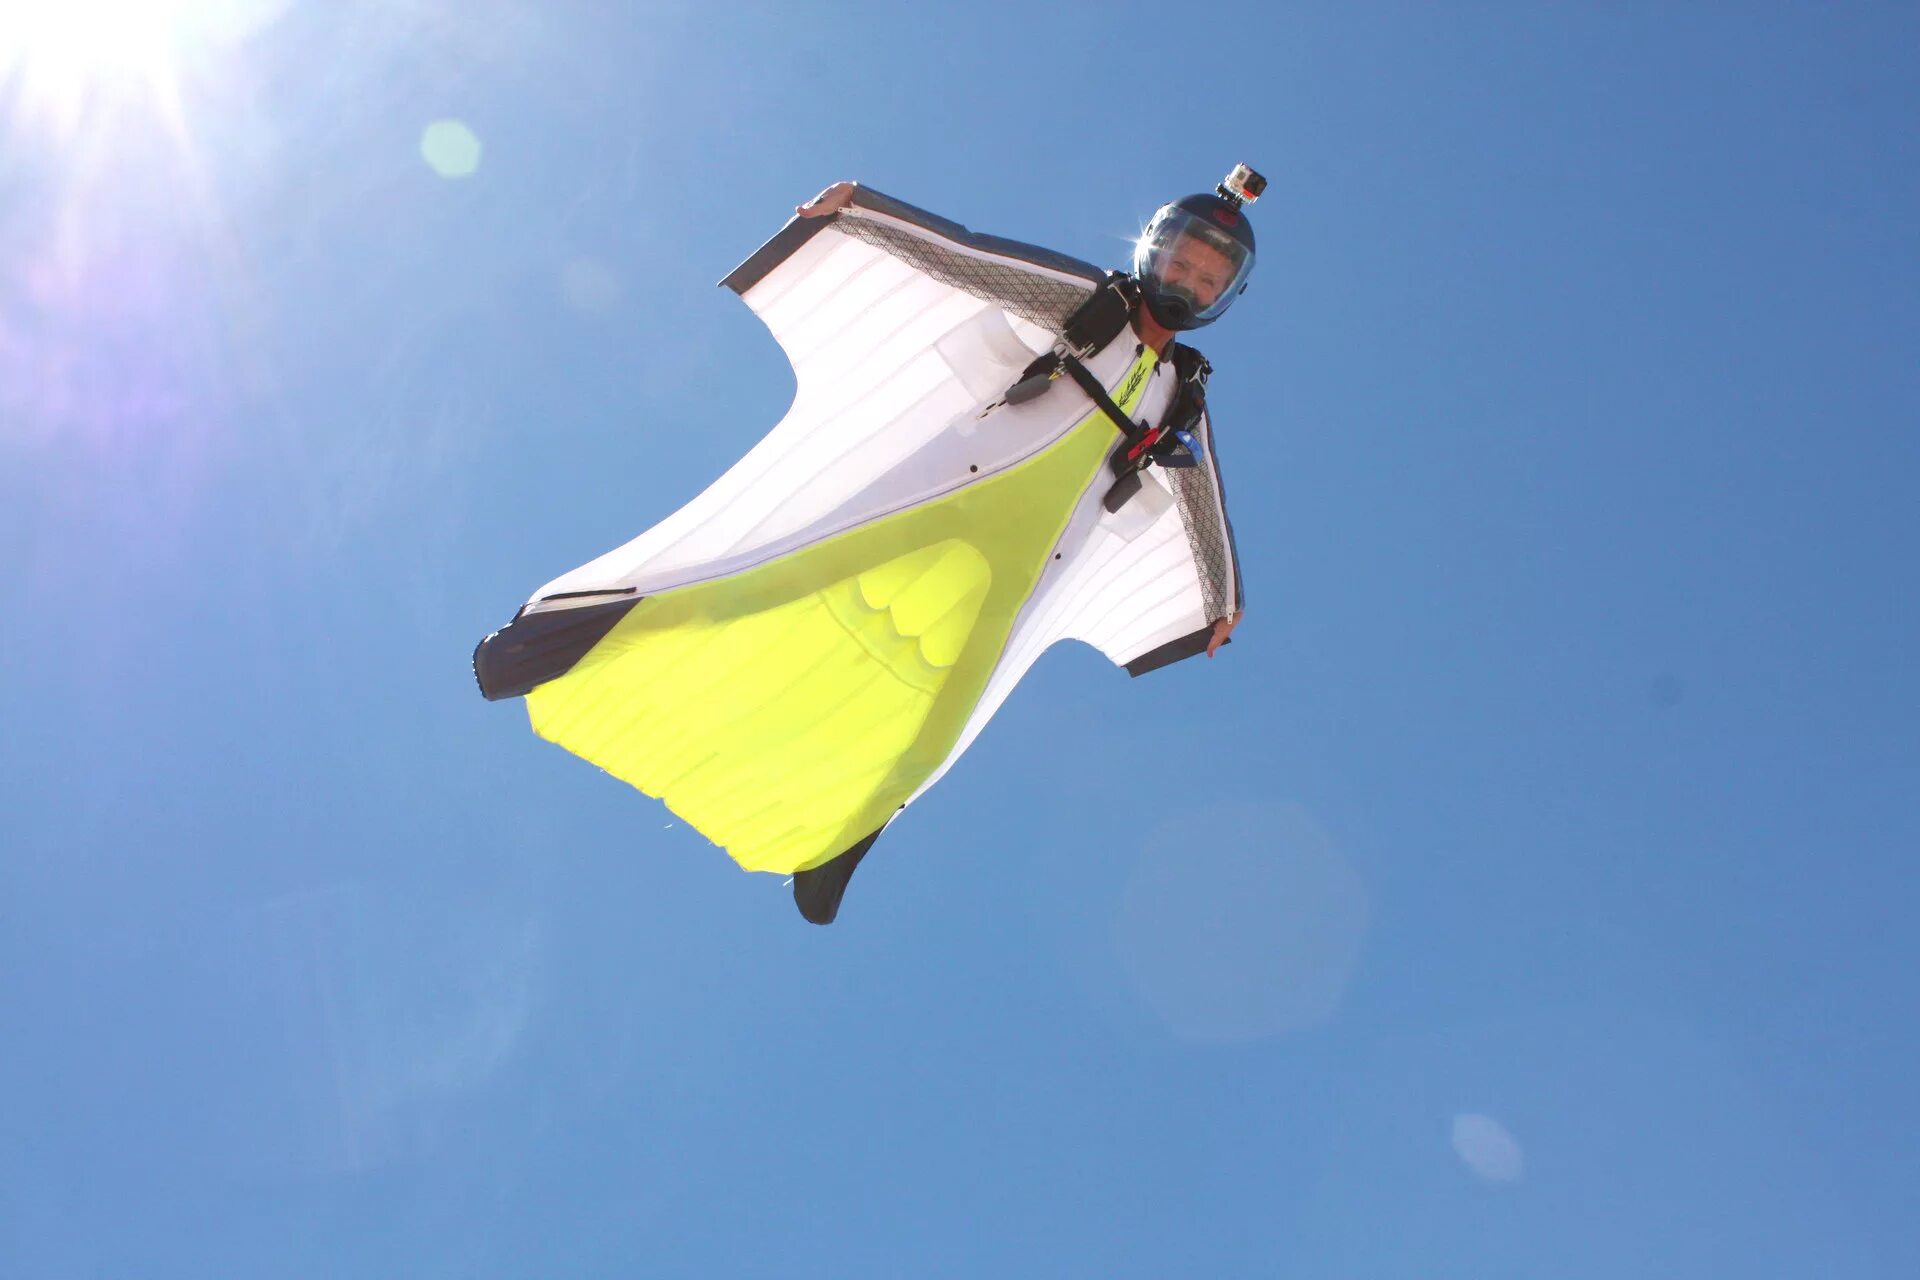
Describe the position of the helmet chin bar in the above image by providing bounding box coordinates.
[1142,285,1203,331]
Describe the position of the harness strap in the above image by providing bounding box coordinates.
[1060,355,1148,450]
[1059,272,1140,356]
[989,274,1213,511]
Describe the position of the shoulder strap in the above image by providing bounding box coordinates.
[1161,342,1211,437]
[997,271,1142,410]
[1059,271,1140,357]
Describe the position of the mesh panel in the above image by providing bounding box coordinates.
[1171,459,1234,623]
[838,216,1092,332]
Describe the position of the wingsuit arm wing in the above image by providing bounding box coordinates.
[723,184,1108,333]
[1141,404,1244,667]
[1049,403,1246,680]
[508,187,1110,611]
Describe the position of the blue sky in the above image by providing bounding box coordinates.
[4,2,1917,1275]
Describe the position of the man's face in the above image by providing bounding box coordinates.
[1157,232,1238,309]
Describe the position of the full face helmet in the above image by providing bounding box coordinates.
[1131,163,1266,331]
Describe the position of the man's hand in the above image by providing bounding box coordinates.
[1206,610,1242,658]
[796,182,856,219]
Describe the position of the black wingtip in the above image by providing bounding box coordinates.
[472,596,641,701]
[1124,626,1225,677]
[791,828,884,925]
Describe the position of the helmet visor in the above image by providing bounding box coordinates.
[1132,208,1255,326]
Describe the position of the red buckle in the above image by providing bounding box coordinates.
[1126,427,1164,463]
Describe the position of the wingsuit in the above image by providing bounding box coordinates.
[475,174,1256,922]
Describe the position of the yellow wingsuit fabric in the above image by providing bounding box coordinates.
[526,347,1159,874]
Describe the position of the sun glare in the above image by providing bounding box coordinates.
[1,0,260,139]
